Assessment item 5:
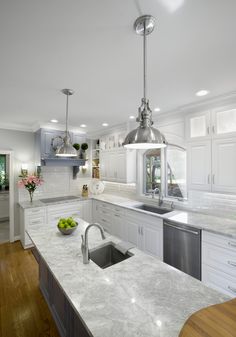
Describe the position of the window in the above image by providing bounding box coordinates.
[0,155,6,187]
[144,145,187,199]
[144,149,162,194]
[166,146,187,199]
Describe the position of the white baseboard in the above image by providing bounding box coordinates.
[14,235,20,241]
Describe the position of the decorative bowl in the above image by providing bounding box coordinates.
[57,222,78,235]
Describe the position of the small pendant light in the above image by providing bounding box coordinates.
[123,15,166,149]
[56,89,77,157]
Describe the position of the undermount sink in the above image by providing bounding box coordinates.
[132,204,172,215]
[90,242,133,269]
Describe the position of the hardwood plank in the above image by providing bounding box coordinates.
[179,298,236,337]
[0,241,60,337]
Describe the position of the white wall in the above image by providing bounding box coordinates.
[0,128,35,236]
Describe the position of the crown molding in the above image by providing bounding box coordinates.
[0,122,34,132]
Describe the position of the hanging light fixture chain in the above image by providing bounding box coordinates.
[65,93,69,134]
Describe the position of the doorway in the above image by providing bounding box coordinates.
[0,151,14,243]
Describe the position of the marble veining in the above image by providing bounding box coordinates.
[28,221,229,337]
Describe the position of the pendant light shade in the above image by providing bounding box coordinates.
[123,15,166,149]
[56,89,77,157]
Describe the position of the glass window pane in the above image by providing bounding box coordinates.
[144,149,161,194]
[190,115,206,138]
[166,147,187,198]
[216,109,236,134]
[0,155,6,186]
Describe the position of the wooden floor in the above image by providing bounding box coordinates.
[0,241,60,337]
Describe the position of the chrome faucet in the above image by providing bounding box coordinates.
[151,187,163,206]
[81,223,106,264]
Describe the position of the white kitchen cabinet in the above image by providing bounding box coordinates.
[82,200,92,223]
[185,111,211,140]
[212,107,236,138]
[20,206,47,249]
[0,193,9,219]
[92,200,113,233]
[212,137,236,193]
[100,149,136,183]
[125,209,163,259]
[20,200,89,249]
[202,231,236,297]
[111,206,125,240]
[187,140,211,191]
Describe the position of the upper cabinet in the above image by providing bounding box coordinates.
[99,131,136,183]
[212,108,236,138]
[185,111,211,140]
[187,106,236,193]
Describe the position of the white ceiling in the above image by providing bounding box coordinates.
[0,0,236,133]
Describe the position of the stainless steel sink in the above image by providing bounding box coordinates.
[90,242,133,269]
[132,204,172,215]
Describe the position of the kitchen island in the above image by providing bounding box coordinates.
[28,220,228,337]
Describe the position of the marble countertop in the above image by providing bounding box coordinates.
[18,196,90,209]
[92,194,236,239]
[28,221,228,337]
[19,193,236,239]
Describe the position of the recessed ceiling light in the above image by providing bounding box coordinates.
[154,107,161,112]
[80,124,87,128]
[129,116,135,119]
[102,123,109,127]
[196,90,209,97]
[50,119,58,123]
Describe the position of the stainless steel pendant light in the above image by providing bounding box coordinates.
[123,15,166,149]
[56,89,77,157]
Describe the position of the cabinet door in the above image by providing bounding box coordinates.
[212,137,236,193]
[116,151,126,182]
[112,213,124,240]
[187,141,211,191]
[100,152,109,180]
[42,129,64,158]
[186,111,211,140]
[82,200,92,223]
[142,223,163,259]
[212,108,236,138]
[125,218,140,247]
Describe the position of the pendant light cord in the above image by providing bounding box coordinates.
[143,21,147,100]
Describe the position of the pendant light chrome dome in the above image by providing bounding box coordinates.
[56,89,77,157]
[123,15,166,149]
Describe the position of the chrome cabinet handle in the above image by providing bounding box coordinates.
[141,227,143,236]
[228,261,236,267]
[208,174,210,184]
[212,125,215,133]
[212,174,215,184]
[228,241,236,248]
[138,226,140,235]
[228,286,236,294]
[207,126,210,134]
[164,222,199,235]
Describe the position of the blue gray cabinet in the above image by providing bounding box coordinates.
[35,129,86,174]
[39,254,91,337]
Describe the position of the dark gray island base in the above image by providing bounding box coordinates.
[39,252,91,337]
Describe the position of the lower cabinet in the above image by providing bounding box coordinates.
[93,200,163,259]
[39,255,90,337]
[125,210,163,260]
[20,200,92,249]
[202,231,236,297]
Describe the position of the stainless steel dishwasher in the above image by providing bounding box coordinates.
[163,220,201,280]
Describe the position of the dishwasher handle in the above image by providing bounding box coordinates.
[164,222,200,235]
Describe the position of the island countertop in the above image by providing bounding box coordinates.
[28,220,229,337]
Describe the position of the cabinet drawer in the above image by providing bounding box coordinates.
[202,242,236,278]
[26,207,46,217]
[47,202,80,213]
[29,216,46,226]
[202,264,236,297]
[202,231,236,252]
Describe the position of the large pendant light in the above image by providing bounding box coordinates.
[56,89,77,157]
[123,15,166,149]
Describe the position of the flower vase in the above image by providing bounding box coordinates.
[29,191,34,203]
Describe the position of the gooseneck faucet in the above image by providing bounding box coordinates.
[81,223,106,264]
[151,187,163,206]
